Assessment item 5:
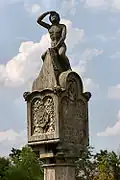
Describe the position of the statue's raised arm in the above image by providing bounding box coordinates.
[37,11,71,70]
[37,11,57,29]
[37,11,50,29]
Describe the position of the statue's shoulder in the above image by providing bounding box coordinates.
[59,24,66,28]
[48,24,53,31]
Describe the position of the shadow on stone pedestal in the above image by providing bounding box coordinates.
[23,48,91,180]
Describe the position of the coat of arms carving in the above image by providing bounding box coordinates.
[31,96,55,135]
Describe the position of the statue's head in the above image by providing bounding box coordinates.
[49,12,60,24]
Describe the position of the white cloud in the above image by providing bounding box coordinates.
[112,0,120,10]
[95,34,118,42]
[31,4,41,14]
[108,84,120,99]
[0,35,50,87]
[61,19,85,50]
[24,3,41,15]
[97,110,120,136]
[83,0,120,11]
[72,48,103,93]
[84,0,107,8]
[73,48,103,75]
[0,19,85,88]
[23,0,120,12]
[96,34,107,42]
[110,52,120,59]
[0,129,19,142]
[0,129,26,146]
[22,0,77,16]
[71,48,103,93]
[0,129,27,156]
[61,0,77,15]
[84,78,99,92]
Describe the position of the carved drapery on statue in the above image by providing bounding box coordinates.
[31,96,55,135]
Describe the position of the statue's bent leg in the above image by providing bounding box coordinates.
[58,45,71,70]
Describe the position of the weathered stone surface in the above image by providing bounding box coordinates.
[31,96,55,135]
[32,48,72,92]
[25,69,90,158]
[26,90,59,143]
[59,70,83,94]
[23,10,91,180]
[44,164,75,180]
[59,71,89,156]
[32,49,59,91]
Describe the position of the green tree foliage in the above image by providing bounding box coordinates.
[76,147,120,180]
[0,157,10,180]
[93,150,114,180]
[9,148,21,164]
[109,151,120,180]
[94,150,120,180]
[7,146,43,180]
[0,145,120,180]
[75,146,96,179]
[0,146,43,180]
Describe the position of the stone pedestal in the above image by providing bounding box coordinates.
[44,164,75,180]
[23,48,91,180]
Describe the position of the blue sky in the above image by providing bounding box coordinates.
[0,0,120,156]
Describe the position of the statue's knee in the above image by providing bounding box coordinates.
[59,52,64,57]
[58,46,66,56]
[58,50,65,57]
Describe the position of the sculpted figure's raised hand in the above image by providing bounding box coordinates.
[37,11,71,70]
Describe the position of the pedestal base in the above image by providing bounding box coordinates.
[44,163,76,180]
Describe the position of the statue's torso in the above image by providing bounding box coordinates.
[48,24,64,47]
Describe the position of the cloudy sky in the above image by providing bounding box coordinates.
[0,0,120,156]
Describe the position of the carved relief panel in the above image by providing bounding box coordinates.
[60,74,89,154]
[31,96,55,136]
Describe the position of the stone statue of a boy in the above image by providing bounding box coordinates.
[37,11,71,70]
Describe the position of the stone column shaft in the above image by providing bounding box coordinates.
[44,164,76,180]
